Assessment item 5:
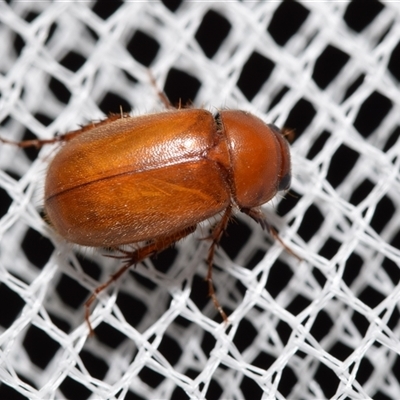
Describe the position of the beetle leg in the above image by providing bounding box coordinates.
[147,70,175,109]
[243,207,301,260]
[0,114,129,149]
[241,206,267,229]
[85,225,196,335]
[206,204,233,323]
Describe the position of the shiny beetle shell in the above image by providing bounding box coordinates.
[44,109,291,247]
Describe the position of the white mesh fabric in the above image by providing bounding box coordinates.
[1,1,400,399]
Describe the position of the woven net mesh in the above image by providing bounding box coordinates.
[1,1,400,399]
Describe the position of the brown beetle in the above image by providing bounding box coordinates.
[1,91,292,334]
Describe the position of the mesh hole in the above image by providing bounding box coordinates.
[190,274,212,314]
[267,1,310,46]
[268,85,290,112]
[116,290,151,328]
[388,41,400,82]
[138,366,165,389]
[59,376,92,400]
[312,45,350,89]
[352,310,369,336]
[98,91,131,115]
[95,322,129,348]
[171,386,189,400]
[13,32,25,57]
[158,334,182,366]
[0,384,27,400]
[387,307,400,331]
[343,253,364,287]
[277,365,297,398]
[284,98,316,136]
[354,92,393,137]
[286,294,312,316]
[310,310,334,342]
[326,144,360,188]
[319,237,341,260]
[23,325,60,369]
[358,285,385,309]
[233,318,258,353]
[330,340,353,361]
[314,363,340,398]
[220,217,252,260]
[353,91,393,138]
[342,74,366,102]
[390,230,400,250]
[92,1,123,19]
[160,0,182,13]
[151,246,178,274]
[240,376,263,399]
[48,313,71,334]
[370,194,395,234]
[276,319,292,346]
[24,11,39,23]
[49,77,71,105]
[356,357,374,385]
[59,51,87,73]
[0,284,25,328]
[343,0,385,33]
[383,126,400,152]
[266,259,293,298]
[297,204,324,243]
[80,349,109,380]
[0,186,13,219]
[127,30,160,67]
[382,257,399,285]
[237,52,275,101]
[55,274,89,310]
[164,68,201,107]
[22,228,54,270]
[252,351,276,370]
[306,130,331,160]
[349,179,375,206]
[195,10,231,59]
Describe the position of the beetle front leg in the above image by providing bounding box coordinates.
[85,225,197,335]
[242,206,301,260]
[206,204,233,323]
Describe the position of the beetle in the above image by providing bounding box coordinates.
[1,86,293,334]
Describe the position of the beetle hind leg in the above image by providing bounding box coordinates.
[206,205,233,323]
[85,225,196,335]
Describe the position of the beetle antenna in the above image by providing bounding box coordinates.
[241,207,301,260]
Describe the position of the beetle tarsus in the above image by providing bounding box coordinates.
[243,207,302,261]
[267,225,302,261]
[147,70,175,109]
